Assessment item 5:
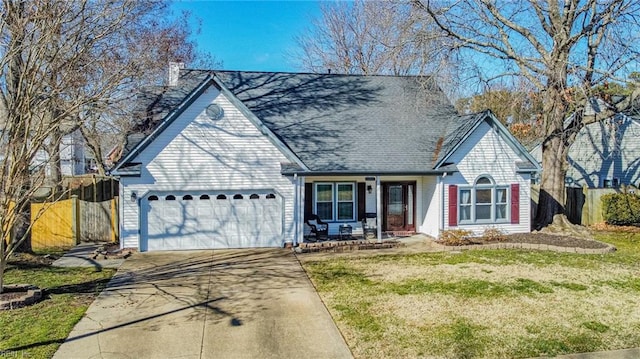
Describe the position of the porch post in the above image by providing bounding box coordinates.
[376,176,382,242]
[293,174,299,246]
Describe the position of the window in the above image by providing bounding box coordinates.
[315,183,333,220]
[459,176,508,223]
[337,183,355,221]
[314,182,356,221]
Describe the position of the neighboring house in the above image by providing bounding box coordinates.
[111,70,540,251]
[34,129,93,177]
[530,101,640,188]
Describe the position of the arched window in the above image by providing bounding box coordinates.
[166,195,176,201]
[266,193,276,199]
[216,194,227,200]
[459,175,508,223]
[183,195,193,200]
[148,195,159,201]
[250,194,260,199]
[233,194,243,199]
[200,194,210,200]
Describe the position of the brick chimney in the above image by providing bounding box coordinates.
[168,62,185,86]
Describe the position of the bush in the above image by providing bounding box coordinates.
[601,192,640,226]
[481,227,507,242]
[439,229,473,246]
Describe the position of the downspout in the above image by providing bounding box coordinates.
[376,176,382,242]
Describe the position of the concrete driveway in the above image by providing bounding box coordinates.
[53,249,352,359]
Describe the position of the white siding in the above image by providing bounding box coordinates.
[443,121,532,235]
[119,86,296,249]
[420,176,440,237]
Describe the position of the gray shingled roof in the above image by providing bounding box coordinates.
[119,70,482,174]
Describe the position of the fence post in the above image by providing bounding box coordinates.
[111,197,118,243]
[71,195,80,245]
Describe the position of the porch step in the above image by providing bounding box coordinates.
[386,231,416,237]
[296,239,404,253]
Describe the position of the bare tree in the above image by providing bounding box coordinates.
[0,0,215,293]
[295,0,450,77]
[77,7,219,175]
[418,0,640,229]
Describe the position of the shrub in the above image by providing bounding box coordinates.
[481,227,507,242]
[439,229,473,246]
[601,193,640,226]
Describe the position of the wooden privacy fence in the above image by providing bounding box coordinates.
[30,196,118,250]
[531,184,618,226]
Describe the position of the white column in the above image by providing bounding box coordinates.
[376,176,382,241]
[293,174,298,246]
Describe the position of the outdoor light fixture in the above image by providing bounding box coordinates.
[130,191,137,202]
[367,185,373,194]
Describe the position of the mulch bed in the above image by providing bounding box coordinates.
[467,233,610,249]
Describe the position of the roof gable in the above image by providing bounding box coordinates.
[436,110,540,172]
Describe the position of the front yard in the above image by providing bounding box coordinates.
[0,253,115,358]
[302,231,640,358]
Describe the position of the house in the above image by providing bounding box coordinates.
[33,129,95,177]
[530,100,640,188]
[111,70,540,251]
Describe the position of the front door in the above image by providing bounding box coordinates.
[383,182,415,232]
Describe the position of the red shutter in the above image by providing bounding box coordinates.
[448,185,458,227]
[511,183,520,224]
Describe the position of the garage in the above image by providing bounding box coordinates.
[141,191,283,251]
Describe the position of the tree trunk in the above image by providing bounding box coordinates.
[13,196,32,253]
[535,134,567,229]
[0,235,5,294]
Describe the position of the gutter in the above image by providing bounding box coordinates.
[282,167,458,177]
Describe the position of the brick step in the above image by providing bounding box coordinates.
[297,240,404,253]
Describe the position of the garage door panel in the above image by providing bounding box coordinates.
[143,191,283,250]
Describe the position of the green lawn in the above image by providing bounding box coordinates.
[302,231,640,359]
[0,253,115,359]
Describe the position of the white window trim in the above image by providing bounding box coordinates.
[459,176,510,224]
[314,182,356,222]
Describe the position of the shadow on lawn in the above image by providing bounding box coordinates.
[45,278,113,296]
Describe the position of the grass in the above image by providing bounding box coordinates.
[0,252,115,359]
[302,231,640,358]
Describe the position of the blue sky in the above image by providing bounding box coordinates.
[172,1,322,72]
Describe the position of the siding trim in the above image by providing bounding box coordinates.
[112,75,214,173]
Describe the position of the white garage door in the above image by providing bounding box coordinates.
[142,192,283,251]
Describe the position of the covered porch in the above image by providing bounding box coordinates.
[293,173,448,245]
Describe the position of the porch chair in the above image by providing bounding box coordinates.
[305,214,329,241]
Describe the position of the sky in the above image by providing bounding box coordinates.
[171,1,322,72]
